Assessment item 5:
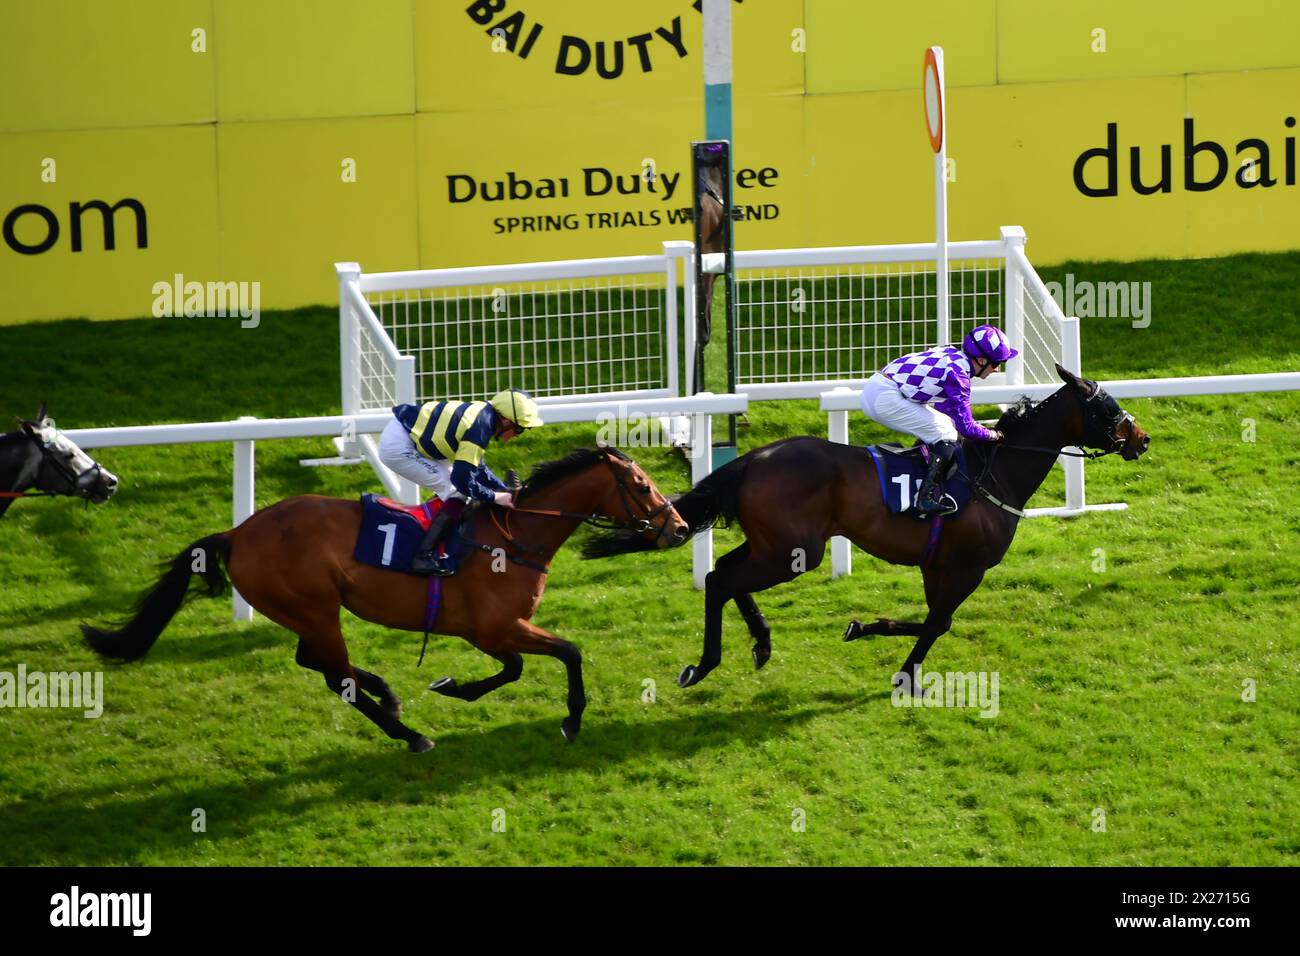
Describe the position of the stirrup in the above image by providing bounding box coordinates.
[410,549,455,576]
[913,492,957,519]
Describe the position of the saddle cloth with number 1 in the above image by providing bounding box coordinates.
[867,442,973,517]
[354,494,457,573]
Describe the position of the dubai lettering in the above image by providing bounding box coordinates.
[449,167,681,203]
[466,2,690,78]
[1074,117,1297,197]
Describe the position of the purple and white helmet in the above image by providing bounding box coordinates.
[962,324,1018,364]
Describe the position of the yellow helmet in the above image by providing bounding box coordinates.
[490,388,544,428]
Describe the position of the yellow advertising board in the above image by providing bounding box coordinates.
[1,1,1298,323]
[0,126,220,323]
[0,0,214,133]
[216,115,421,308]
[214,0,414,122]
[997,0,1300,85]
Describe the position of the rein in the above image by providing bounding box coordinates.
[965,397,1133,517]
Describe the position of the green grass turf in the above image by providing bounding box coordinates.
[0,252,1297,866]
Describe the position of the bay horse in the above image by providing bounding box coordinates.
[585,364,1150,692]
[83,445,688,752]
[1,402,118,518]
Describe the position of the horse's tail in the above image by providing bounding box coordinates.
[583,453,752,559]
[82,533,231,661]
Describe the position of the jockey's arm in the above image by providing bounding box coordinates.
[934,368,999,442]
[449,412,511,501]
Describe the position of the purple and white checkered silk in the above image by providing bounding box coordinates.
[880,345,997,442]
[882,345,971,402]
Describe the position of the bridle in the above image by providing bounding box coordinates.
[0,428,104,500]
[476,450,678,571]
[969,387,1135,517]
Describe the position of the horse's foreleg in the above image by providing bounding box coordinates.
[429,652,523,701]
[893,566,987,696]
[495,623,585,742]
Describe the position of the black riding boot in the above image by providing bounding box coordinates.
[411,499,465,576]
[913,440,960,518]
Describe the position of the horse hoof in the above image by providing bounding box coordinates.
[408,735,435,753]
[560,719,581,742]
[752,645,771,670]
[677,665,697,688]
[843,620,863,642]
[429,676,457,695]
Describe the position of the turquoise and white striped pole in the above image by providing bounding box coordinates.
[702,0,733,142]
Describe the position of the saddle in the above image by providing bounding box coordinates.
[354,494,463,574]
[867,442,972,518]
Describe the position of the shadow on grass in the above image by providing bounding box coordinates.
[0,693,870,865]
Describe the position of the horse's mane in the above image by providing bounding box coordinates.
[518,446,626,499]
[995,395,1040,433]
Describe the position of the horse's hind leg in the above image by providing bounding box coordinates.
[733,593,772,670]
[294,634,433,753]
[712,545,773,670]
[429,651,523,701]
[354,667,400,719]
[679,541,819,688]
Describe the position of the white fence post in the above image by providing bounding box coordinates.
[232,417,257,621]
[336,262,363,457]
[1060,316,1086,510]
[664,241,692,397]
[1001,226,1026,387]
[393,355,420,504]
[682,241,698,395]
[826,392,853,578]
[691,404,714,588]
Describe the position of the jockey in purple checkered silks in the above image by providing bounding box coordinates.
[860,324,1018,517]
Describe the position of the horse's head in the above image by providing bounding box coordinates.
[1053,363,1150,460]
[593,443,690,547]
[18,402,119,502]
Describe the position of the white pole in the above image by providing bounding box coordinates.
[1060,316,1086,511]
[691,406,715,588]
[393,355,420,504]
[663,240,694,397]
[1001,226,1026,386]
[826,393,853,577]
[336,262,363,457]
[232,416,257,622]
[683,242,697,395]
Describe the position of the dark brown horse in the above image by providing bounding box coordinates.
[84,446,688,751]
[586,365,1150,692]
